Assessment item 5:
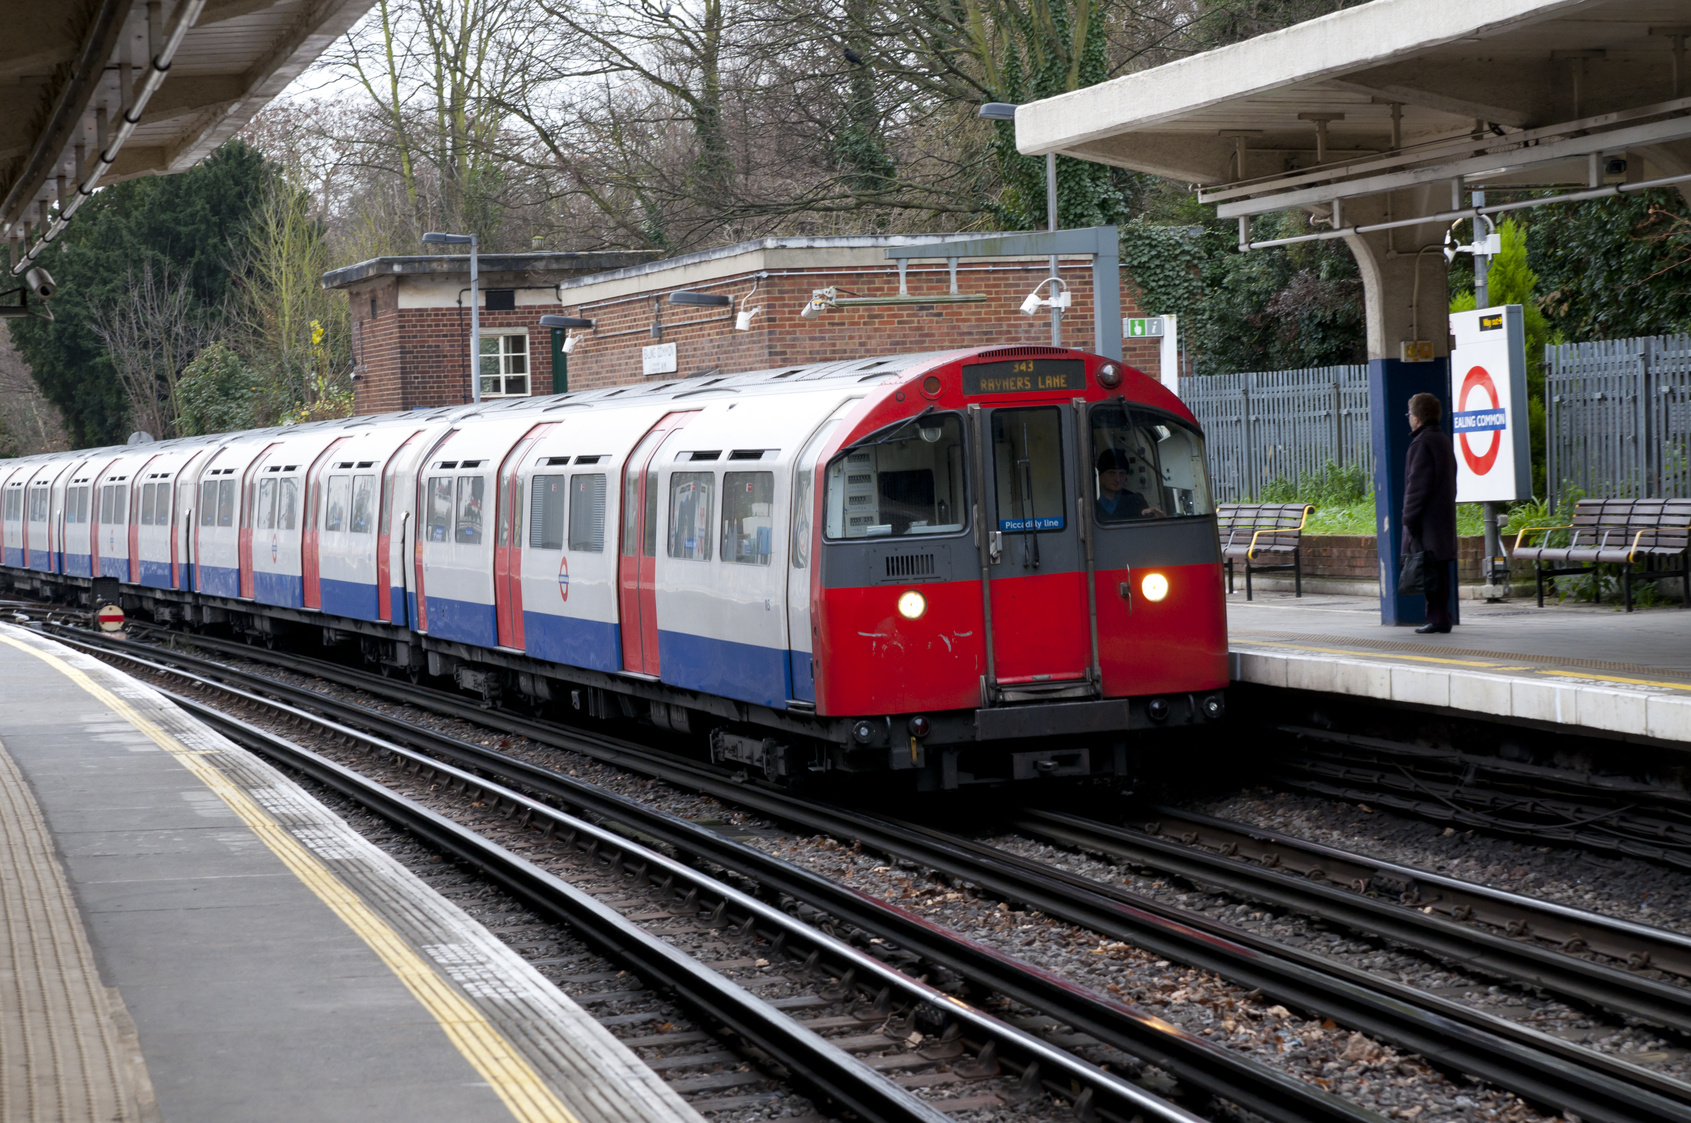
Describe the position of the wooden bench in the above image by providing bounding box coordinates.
[1217,503,1315,599]
[1513,497,1691,611]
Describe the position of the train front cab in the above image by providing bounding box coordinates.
[812,347,1229,787]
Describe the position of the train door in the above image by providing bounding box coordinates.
[785,409,854,704]
[617,412,695,675]
[494,422,557,649]
[376,431,423,623]
[970,403,1092,695]
[301,437,352,609]
[237,443,280,598]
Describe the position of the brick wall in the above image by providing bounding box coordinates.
[1297,535,1491,582]
[344,254,1163,413]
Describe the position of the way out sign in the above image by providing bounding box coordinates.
[1449,305,1530,504]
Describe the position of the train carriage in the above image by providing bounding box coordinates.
[0,345,1228,789]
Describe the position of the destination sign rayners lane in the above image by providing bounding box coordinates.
[964,359,1087,395]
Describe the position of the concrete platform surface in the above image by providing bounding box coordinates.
[1227,593,1691,744]
[0,623,703,1123]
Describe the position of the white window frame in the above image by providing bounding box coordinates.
[479,330,530,398]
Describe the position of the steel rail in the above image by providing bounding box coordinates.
[56,626,1691,1123]
[1013,807,1691,1030]
[1129,806,1691,979]
[161,691,957,1123]
[56,628,1373,1123]
[112,668,1213,1123]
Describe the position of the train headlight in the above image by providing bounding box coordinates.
[1141,573,1169,602]
[897,589,927,619]
[1096,362,1122,389]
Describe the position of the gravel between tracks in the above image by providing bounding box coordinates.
[114,640,1569,1123]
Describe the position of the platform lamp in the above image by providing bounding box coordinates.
[978,102,1062,347]
[538,315,595,392]
[422,231,481,402]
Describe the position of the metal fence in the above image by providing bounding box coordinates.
[1545,335,1691,506]
[1182,365,1371,502]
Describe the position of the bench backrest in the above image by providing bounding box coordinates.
[1215,503,1313,550]
[1630,497,1691,554]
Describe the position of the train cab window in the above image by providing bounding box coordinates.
[217,479,235,527]
[350,475,376,534]
[568,474,605,552]
[991,408,1066,533]
[427,477,454,541]
[1088,404,1213,521]
[529,475,567,550]
[824,413,965,540]
[278,479,299,531]
[456,475,485,543]
[324,475,350,532]
[667,473,714,560]
[721,472,774,564]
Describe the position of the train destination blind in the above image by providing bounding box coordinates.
[963,359,1086,396]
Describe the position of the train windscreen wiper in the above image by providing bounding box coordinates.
[842,406,936,452]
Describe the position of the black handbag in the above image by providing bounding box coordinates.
[1398,549,1431,595]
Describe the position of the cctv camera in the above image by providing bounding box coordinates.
[25,267,55,300]
[1019,292,1043,316]
[800,288,834,320]
[562,332,580,354]
[735,305,761,331]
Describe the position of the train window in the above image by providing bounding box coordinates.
[324,475,350,533]
[350,475,376,534]
[644,468,659,557]
[568,474,606,552]
[667,473,714,560]
[529,475,567,550]
[791,420,841,569]
[278,479,299,531]
[140,483,155,526]
[1088,404,1213,521]
[823,413,965,540]
[112,485,128,525]
[621,472,639,557]
[991,408,1066,533]
[427,477,453,542]
[254,478,274,530]
[75,486,89,524]
[216,479,235,527]
[456,475,485,543]
[722,473,774,565]
[200,481,216,526]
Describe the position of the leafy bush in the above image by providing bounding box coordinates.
[175,342,257,436]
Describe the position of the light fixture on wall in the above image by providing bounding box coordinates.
[1019,276,1070,316]
[539,314,594,355]
[735,278,761,331]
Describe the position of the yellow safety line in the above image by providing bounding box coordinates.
[1534,668,1691,693]
[0,632,578,1123]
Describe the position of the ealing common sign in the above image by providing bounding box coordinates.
[1448,305,1531,504]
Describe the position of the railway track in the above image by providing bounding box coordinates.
[49,621,1691,1123]
[1274,724,1691,870]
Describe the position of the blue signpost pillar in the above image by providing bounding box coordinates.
[1370,357,1452,626]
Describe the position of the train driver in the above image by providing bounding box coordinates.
[1094,448,1165,521]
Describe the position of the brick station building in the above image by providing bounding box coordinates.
[323,235,1165,414]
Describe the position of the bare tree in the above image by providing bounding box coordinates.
[88,264,226,441]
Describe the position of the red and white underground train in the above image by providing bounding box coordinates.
[0,345,1227,788]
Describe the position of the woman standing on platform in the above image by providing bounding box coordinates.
[1403,392,1458,634]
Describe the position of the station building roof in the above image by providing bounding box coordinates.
[1014,0,1691,219]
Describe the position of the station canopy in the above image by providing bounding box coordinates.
[1014,0,1691,226]
[0,0,370,277]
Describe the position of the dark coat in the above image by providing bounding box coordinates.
[1402,422,1458,562]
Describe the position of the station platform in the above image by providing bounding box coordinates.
[1228,592,1691,746]
[0,623,701,1123]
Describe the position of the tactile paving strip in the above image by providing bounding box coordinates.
[0,730,139,1123]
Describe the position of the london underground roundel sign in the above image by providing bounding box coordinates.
[1456,364,1504,476]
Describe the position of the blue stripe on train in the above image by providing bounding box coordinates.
[99,555,127,579]
[658,629,790,710]
[63,552,92,578]
[322,577,378,621]
[423,594,498,648]
[255,570,304,609]
[197,564,240,598]
[140,560,173,588]
[2,548,19,567]
[788,650,814,703]
[522,612,620,672]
